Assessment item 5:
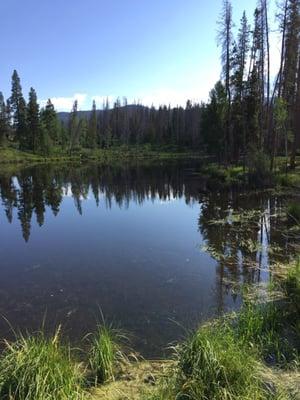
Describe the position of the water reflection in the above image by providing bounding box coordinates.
[0,162,292,356]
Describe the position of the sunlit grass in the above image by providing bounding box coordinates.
[0,327,85,400]
[87,323,128,385]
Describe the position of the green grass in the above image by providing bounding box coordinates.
[175,323,270,400]
[0,327,85,400]
[87,324,128,385]
[145,260,300,400]
[0,144,200,167]
[280,260,300,314]
[145,321,283,400]
[287,203,300,225]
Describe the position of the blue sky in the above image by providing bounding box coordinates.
[0,0,279,111]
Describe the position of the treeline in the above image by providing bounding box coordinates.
[0,72,202,154]
[0,0,299,168]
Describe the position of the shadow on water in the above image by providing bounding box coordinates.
[0,161,294,357]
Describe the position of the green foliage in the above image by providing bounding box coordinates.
[235,302,294,366]
[247,148,273,187]
[281,260,300,314]
[87,324,127,385]
[274,98,288,133]
[287,202,300,224]
[0,92,9,144]
[175,322,270,400]
[201,81,227,157]
[0,328,85,400]
[87,100,97,148]
[27,87,40,152]
[41,99,60,145]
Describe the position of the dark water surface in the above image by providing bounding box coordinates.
[0,161,292,356]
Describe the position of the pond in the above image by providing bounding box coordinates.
[0,161,292,357]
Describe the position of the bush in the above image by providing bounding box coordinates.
[0,328,85,400]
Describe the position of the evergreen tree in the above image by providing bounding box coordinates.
[10,70,27,147]
[41,99,59,145]
[201,81,227,159]
[231,11,250,159]
[87,100,97,148]
[0,92,9,144]
[27,88,40,152]
[69,100,80,151]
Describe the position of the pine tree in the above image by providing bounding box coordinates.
[231,11,250,159]
[87,100,97,148]
[10,70,27,147]
[0,92,9,144]
[27,88,40,152]
[41,99,59,145]
[69,100,80,151]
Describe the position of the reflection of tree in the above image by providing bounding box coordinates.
[17,173,34,242]
[0,160,290,284]
[198,191,290,311]
[0,161,202,241]
[0,176,17,223]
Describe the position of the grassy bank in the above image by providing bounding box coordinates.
[1,145,299,192]
[0,145,201,166]
[0,260,298,400]
[144,260,300,400]
[197,157,300,191]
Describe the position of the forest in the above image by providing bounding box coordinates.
[0,0,299,173]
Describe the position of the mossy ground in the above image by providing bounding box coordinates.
[90,361,171,400]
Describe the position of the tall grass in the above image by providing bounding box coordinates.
[282,260,300,312]
[146,279,300,400]
[287,202,300,225]
[235,302,290,365]
[87,323,128,385]
[175,322,271,400]
[0,327,85,400]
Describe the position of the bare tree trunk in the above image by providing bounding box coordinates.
[271,0,288,171]
[264,0,271,153]
[291,53,300,169]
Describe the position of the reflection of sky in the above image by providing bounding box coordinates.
[0,184,228,356]
[0,174,282,356]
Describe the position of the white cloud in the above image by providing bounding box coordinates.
[40,93,87,111]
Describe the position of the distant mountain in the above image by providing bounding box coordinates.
[57,104,147,124]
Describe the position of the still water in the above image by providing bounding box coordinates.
[0,161,291,356]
